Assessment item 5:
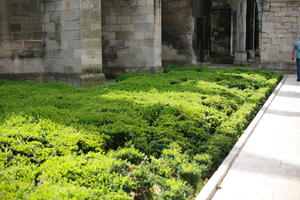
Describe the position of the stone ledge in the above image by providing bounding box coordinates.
[195,75,287,200]
[0,72,106,88]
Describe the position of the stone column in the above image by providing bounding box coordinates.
[153,0,162,72]
[43,0,105,87]
[256,0,262,61]
[80,0,105,87]
[234,0,247,65]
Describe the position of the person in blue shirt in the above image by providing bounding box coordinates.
[292,40,300,81]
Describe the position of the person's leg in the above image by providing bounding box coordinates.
[297,59,300,81]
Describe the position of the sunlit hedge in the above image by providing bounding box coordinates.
[0,67,282,199]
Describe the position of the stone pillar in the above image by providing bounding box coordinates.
[80,0,105,87]
[43,0,81,77]
[152,0,162,72]
[256,0,262,62]
[234,0,247,65]
[43,0,104,87]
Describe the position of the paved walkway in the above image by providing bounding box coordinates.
[212,75,300,200]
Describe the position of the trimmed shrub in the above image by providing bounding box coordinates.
[0,66,282,199]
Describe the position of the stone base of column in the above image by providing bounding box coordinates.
[80,73,106,87]
[103,66,163,79]
[234,51,248,65]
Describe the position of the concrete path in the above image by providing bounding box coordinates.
[212,75,300,200]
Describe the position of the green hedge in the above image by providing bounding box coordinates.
[0,67,282,199]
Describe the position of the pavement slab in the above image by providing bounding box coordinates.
[212,75,300,200]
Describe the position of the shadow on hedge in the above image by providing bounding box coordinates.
[0,67,283,199]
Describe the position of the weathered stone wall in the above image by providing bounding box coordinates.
[102,0,162,78]
[43,0,81,74]
[0,0,104,86]
[162,0,197,65]
[2,0,299,85]
[260,0,299,71]
[80,0,103,76]
[43,0,103,78]
[0,0,44,75]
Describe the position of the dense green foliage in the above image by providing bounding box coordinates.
[0,67,282,199]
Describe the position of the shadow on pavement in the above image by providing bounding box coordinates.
[266,109,300,117]
[232,149,300,180]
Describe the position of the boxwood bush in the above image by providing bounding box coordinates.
[0,67,282,199]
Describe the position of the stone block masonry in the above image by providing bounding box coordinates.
[0,0,44,74]
[1,0,299,85]
[43,0,105,86]
[0,0,105,87]
[102,0,163,78]
[260,0,300,71]
[43,0,80,74]
[162,0,197,65]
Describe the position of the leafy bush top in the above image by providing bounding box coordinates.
[0,67,282,199]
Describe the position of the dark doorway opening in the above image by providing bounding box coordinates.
[195,0,211,62]
[210,5,234,64]
[195,1,235,64]
[246,0,260,62]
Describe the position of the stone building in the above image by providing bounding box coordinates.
[0,0,298,86]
